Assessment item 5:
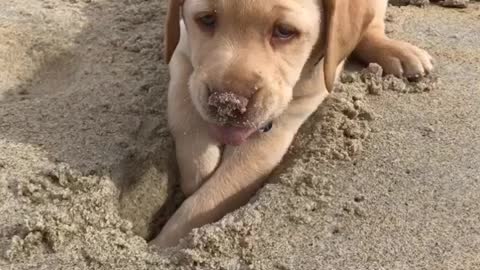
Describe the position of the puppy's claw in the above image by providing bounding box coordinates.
[407,73,423,82]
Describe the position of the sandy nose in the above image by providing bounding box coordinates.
[208,91,249,119]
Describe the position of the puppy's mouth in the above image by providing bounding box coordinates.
[208,121,273,146]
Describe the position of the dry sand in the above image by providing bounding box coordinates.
[1,1,479,269]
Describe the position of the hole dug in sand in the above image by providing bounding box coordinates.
[114,139,182,241]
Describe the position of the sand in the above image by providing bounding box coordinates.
[1,1,479,269]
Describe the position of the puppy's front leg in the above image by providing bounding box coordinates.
[151,94,325,248]
[168,52,222,196]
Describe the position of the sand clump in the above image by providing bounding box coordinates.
[0,141,164,269]
[360,63,439,95]
[290,63,438,163]
[390,0,431,6]
[389,0,478,7]
[437,0,470,8]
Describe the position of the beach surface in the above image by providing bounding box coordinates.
[1,1,479,269]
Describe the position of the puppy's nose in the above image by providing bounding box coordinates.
[208,91,249,119]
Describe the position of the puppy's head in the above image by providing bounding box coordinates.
[165,0,374,145]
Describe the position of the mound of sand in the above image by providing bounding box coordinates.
[1,1,479,269]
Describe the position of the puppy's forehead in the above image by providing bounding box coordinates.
[184,0,319,19]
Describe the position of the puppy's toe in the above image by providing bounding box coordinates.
[414,47,434,74]
[380,57,404,77]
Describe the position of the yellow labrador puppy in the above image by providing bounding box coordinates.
[151,0,433,248]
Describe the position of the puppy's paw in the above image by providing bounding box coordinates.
[149,196,199,249]
[358,39,434,80]
[149,223,183,249]
[380,39,434,80]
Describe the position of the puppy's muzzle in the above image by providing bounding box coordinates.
[206,81,262,125]
[206,87,273,145]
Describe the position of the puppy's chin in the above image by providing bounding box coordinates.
[202,109,281,145]
[207,124,258,146]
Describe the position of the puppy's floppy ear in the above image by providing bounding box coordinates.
[323,0,375,92]
[164,0,183,64]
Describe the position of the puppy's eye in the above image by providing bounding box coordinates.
[272,24,298,41]
[196,14,217,31]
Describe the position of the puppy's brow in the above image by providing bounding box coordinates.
[270,3,308,22]
[187,0,213,12]
[271,5,291,13]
